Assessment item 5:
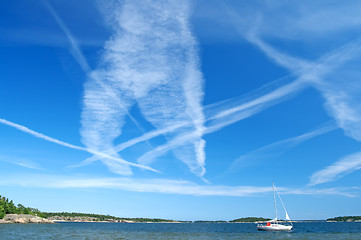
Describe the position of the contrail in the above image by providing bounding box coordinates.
[72,75,305,169]
[137,77,307,166]
[0,155,45,171]
[44,0,146,130]
[43,0,90,73]
[310,151,361,186]
[79,0,207,177]
[245,24,361,184]
[134,36,361,167]
[0,118,84,151]
[228,123,337,173]
[75,74,301,169]
[0,118,158,173]
[206,79,307,131]
[43,0,361,179]
[44,0,154,174]
[72,122,188,168]
[77,35,353,171]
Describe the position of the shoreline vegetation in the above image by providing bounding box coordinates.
[326,216,361,222]
[1,194,361,223]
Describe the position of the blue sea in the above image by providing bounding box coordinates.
[1,222,361,239]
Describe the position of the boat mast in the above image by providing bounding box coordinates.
[274,184,293,225]
[273,182,277,223]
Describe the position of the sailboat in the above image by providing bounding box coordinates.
[257,183,293,231]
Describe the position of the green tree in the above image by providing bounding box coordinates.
[0,205,5,219]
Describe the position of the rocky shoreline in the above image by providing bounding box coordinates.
[0,214,182,224]
[0,214,162,223]
[0,214,54,224]
[47,216,137,223]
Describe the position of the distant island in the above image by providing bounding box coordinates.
[2,194,361,223]
[229,217,271,223]
[327,216,361,222]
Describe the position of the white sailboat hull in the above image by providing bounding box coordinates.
[257,223,293,231]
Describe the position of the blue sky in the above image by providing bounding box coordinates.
[1,0,361,221]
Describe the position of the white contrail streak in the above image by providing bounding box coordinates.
[73,122,188,168]
[245,27,361,184]
[78,0,207,177]
[79,33,358,171]
[45,1,361,180]
[0,155,45,171]
[206,80,306,132]
[0,118,158,173]
[0,118,84,150]
[43,0,90,73]
[135,35,361,168]
[44,0,154,174]
[137,77,308,166]
[228,124,337,172]
[310,151,361,185]
[79,75,297,167]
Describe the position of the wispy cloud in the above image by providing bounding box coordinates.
[228,124,337,172]
[138,2,361,184]
[212,1,361,42]
[310,152,361,186]
[72,123,187,168]
[134,75,313,169]
[233,5,361,146]
[246,32,361,86]
[74,1,361,182]
[0,174,355,197]
[81,77,300,169]
[312,41,361,142]
[6,0,207,178]
[132,34,361,169]
[77,76,288,169]
[135,75,307,168]
[205,78,306,133]
[80,0,206,177]
[247,37,361,185]
[43,0,91,73]
[0,155,44,171]
[0,118,85,151]
[44,0,155,175]
[258,1,361,40]
[0,118,157,173]
[222,5,361,185]
[12,1,361,185]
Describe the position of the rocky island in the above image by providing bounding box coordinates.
[327,216,361,222]
[0,214,54,223]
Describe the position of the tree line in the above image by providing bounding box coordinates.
[229,217,271,223]
[0,195,44,219]
[327,216,361,222]
[0,194,177,222]
[41,212,177,222]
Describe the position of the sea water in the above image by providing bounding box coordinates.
[0,222,361,239]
